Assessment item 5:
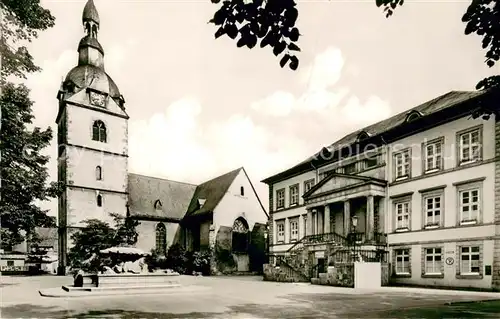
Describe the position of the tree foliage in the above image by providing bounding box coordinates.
[0,0,55,79]
[67,214,139,270]
[209,0,500,92]
[0,83,62,250]
[209,0,301,70]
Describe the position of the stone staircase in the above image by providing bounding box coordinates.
[265,231,389,284]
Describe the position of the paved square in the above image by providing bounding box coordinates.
[1,275,500,318]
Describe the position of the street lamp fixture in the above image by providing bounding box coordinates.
[351,215,358,228]
[349,215,359,261]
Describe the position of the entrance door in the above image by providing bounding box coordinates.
[317,258,326,274]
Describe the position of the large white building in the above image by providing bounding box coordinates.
[262,90,500,290]
[55,0,268,275]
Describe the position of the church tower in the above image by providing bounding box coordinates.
[56,0,129,275]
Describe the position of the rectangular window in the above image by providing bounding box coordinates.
[395,249,410,274]
[290,218,299,242]
[289,184,299,206]
[424,195,442,228]
[425,248,442,274]
[276,189,285,209]
[460,246,480,274]
[7,260,14,267]
[364,155,378,169]
[394,149,410,180]
[304,179,315,194]
[395,201,411,230]
[424,139,443,172]
[276,222,285,243]
[459,188,480,224]
[458,128,482,165]
[343,163,356,174]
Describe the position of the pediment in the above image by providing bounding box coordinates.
[304,173,386,199]
[308,175,364,197]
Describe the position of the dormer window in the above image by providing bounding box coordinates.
[405,110,422,123]
[154,199,162,210]
[356,131,370,142]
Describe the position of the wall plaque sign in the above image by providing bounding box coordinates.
[315,251,325,258]
[485,265,492,276]
[445,257,454,265]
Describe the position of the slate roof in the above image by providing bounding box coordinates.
[185,167,243,218]
[128,173,197,220]
[263,90,487,183]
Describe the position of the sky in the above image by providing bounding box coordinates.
[27,0,496,216]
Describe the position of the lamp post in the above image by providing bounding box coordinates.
[350,215,358,261]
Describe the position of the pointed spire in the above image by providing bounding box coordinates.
[83,0,100,25]
[78,0,104,68]
[82,0,99,38]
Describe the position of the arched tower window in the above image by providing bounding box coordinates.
[95,166,102,180]
[232,218,249,253]
[240,186,244,196]
[92,120,107,142]
[96,194,102,207]
[91,24,98,37]
[84,21,92,36]
[154,199,162,210]
[156,223,167,256]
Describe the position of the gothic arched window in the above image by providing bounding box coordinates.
[92,120,107,142]
[232,218,249,252]
[156,223,167,256]
[96,194,102,207]
[95,166,102,180]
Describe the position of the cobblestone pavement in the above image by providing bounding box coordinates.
[1,275,500,318]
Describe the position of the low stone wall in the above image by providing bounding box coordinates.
[97,272,180,287]
[314,264,354,287]
[263,263,309,283]
[381,263,389,286]
[314,263,390,288]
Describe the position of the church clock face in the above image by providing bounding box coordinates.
[89,91,107,107]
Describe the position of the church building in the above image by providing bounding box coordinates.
[55,0,268,275]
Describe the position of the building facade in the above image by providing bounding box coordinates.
[55,0,268,275]
[263,90,500,290]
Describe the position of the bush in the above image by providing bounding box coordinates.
[192,250,211,275]
[165,244,189,274]
[215,247,236,272]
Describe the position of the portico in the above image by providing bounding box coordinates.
[303,173,387,244]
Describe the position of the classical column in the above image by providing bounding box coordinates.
[343,200,351,237]
[366,195,375,241]
[298,214,304,239]
[317,210,323,235]
[324,204,331,234]
[307,209,313,236]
